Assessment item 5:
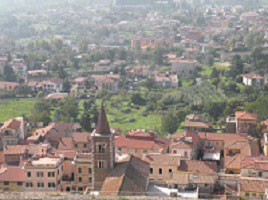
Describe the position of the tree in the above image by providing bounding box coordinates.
[54,97,79,122]
[30,98,51,125]
[210,68,219,79]
[203,101,226,121]
[228,55,244,78]
[58,66,67,79]
[80,99,98,131]
[143,78,157,90]
[131,93,146,106]
[80,112,92,132]
[246,95,268,121]
[161,111,179,134]
[153,49,165,65]
[62,80,71,93]
[3,64,16,82]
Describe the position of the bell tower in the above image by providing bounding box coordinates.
[92,101,115,190]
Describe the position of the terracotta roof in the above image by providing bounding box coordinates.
[0,167,25,182]
[142,154,180,166]
[240,156,268,171]
[115,135,167,152]
[239,179,268,193]
[241,73,264,79]
[198,132,247,143]
[58,137,74,150]
[28,70,47,75]
[1,119,21,130]
[54,149,77,160]
[96,102,111,135]
[225,154,242,170]
[172,131,200,146]
[4,145,26,155]
[184,120,211,129]
[178,160,217,174]
[72,132,91,143]
[169,173,217,185]
[100,155,149,196]
[235,112,258,121]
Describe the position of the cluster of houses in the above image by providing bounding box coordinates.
[0,102,267,199]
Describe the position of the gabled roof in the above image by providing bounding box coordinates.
[0,167,25,182]
[142,154,180,166]
[178,160,217,174]
[100,155,149,196]
[235,111,258,121]
[96,102,111,135]
[1,119,21,130]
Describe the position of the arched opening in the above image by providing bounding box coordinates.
[66,187,70,192]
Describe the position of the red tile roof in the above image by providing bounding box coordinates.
[100,156,149,196]
[0,167,25,182]
[4,145,26,155]
[72,132,91,143]
[235,112,258,121]
[178,160,217,174]
[1,119,21,130]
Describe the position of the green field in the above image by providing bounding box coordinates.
[0,98,36,122]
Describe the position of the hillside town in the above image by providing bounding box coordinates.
[1,0,268,199]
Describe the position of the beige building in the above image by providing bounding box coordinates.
[24,157,64,191]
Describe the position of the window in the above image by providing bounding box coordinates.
[84,144,87,148]
[173,150,177,154]
[58,169,59,175]
[75,144,78,148]
[184,151,188,157]
[48,172,55,177]
[78,187,83,191]
[159,168,162,175]
[118,147,122,152]
[26,182,33,187]
[4,181,9,186]
[38,182,44,188]
[88,168,92,174]
[79,177,82,183]
[150,168,153,174]
[27,172,31,177]
[78,168,82,173]
[37,172,44,177]
[143,149,148,153]
[252,193,256,197]
[169,169,172,173]
[135,149,138,153]
[97,144,106,153]
[48,183,55,188]
[259,172,262,177]
[17,182,23,186]
[98,161,105,169]
[89,177,92,183]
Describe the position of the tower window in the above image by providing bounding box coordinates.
[97,144,106,153]
[98,161,105,168]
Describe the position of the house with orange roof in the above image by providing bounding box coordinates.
[0,166,25,191]
[241,73,264,86]
[0,117,28,149]
[226,111,258,134]
[114,129,169,158]
[169,131,200,160]
[240,156,268,178]
[0,81,19,91]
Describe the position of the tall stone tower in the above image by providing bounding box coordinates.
[92,102,115,190]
